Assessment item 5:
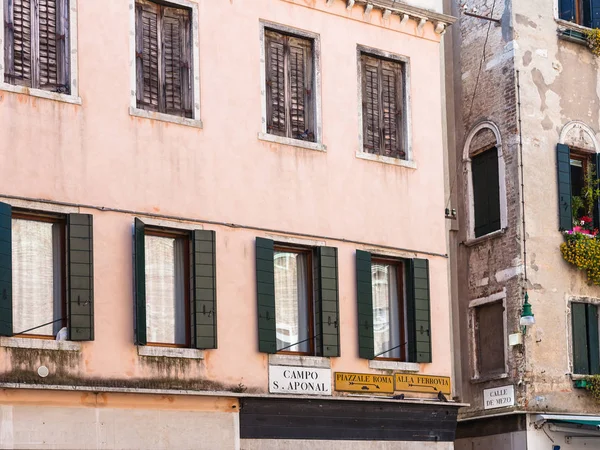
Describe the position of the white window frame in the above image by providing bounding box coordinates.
[258,20,325,153]
[0,0,80,104]
[463,121,508,243]
[356,44,414,169]
[128,0,202,128]
[469,289,508,382]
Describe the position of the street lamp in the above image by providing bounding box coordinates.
[520,292,535,333]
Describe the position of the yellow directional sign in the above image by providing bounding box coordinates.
[334,372,394,394]
[394,373,451,395]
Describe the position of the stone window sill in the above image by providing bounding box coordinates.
[0,337,81,351]
[258,132,327,152]
[268,354,330,369]
[137,345,204,360]
[129,107,203,129]
[471,373,509,384]
[464,228,506,247]
[368,360,420,372]
[0,83,81,105]
[355,152,417,169]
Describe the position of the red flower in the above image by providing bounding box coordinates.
[582,216,593,223]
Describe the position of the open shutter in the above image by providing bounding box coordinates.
[316,246,340,357]
[265,30,286,137]
[162,6,192,118]
[136,0,160,112]
[356,250,374,359]
[380,59,403,159]
[559,0,575,20]
[192,230,217,349]
[557,144,573,231]
[288,37,313,141]
[134,218,147,345]
[587,304,600,375]
[572,302,590,374]
[256,237,276,353]
[0,203,12,337]
[67,214,94,341]
[361,55,380,154]
[37,0,59,91]
[407,258,432,363]
[591,0,600,28]
[5,0,33,86]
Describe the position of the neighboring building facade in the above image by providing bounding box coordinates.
[0,0,458,448]
[448,0,600,446]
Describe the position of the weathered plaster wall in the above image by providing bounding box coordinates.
[512,0,600,413]
[0,0,453,397]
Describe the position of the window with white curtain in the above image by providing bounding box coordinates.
[145,232,188,346]
[371,259,405,360]
[12,216,65,337]
[274,247,313,354]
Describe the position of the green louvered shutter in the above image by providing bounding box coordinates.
[407,258,432,363]
[594,152,600,230]
[587,304,600,375]
[557,144,572,231]
[67,214,94,341]
[0,203,12,337]
[572,302,590,374]
[356,250,374,359]
[134,218,147,345]
[256,238,276,353]
[192,230,217,349]
[316,246,340,357]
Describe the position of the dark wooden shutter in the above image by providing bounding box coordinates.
[587,304,600,374]
[559,0,575,20]
[256,237,276,353]
[557,144,573,231]
[265,30,286,137]
[162,6,192,118]
[380,59,403,159]
[5,0,33,87]
[192,230,217,349]
[476,301,505,376]
[472,148,501,237]
[591,0,600,28]
[356,250,374,359]
[55,0,69,92]
[361,55,380,155]
[37,0,59,91]
[288,37,312,140]
[572,302,590,374]
[407,258,431,363]
[0,202,12,337]
[67,214,94,341]
[316,246,340,357]
[134,218,147,345]
[136,0,160,112]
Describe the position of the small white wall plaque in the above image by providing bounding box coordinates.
[269,365,332,396]
[483,385,515,409]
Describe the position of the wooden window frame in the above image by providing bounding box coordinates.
[144,227,191,348]
[11,210,67,339]
[134,0,193,118]
[273,244,315,356]
[371,256,406,362]
[3,0,71,93]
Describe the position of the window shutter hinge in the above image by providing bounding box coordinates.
[259,310,272,321]
[201,304,214,317]
[419,325,430,337]
[327,315,338,328]
[136,51,144,60]
[55,33,66,41]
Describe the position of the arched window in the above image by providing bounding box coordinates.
[463,122,507,241]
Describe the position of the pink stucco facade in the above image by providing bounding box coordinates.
[0,0,457,447]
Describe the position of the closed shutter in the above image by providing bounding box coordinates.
[55,0,69,92]
[316,246,340,357]
[192,230,217,349]
[67,214,94,341]
[381,60,403,159]
[134,218,147,345]
[162,6,192,118]
[5,0,33,86]
[265,30,287,137]
[37,0,59,91]
[361,55,380,155]
[0,202,12,337]
[572,302,590,374]
[356,250,374,359]
[559,0,575,20]
[407,258,431,363]
[472,148,501,237]
[288,37,312,140]
[557,144,573,231]
[587,304,600,375]
[136,1,160,112]
[256,237,276,353]
[591,0,600,28]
